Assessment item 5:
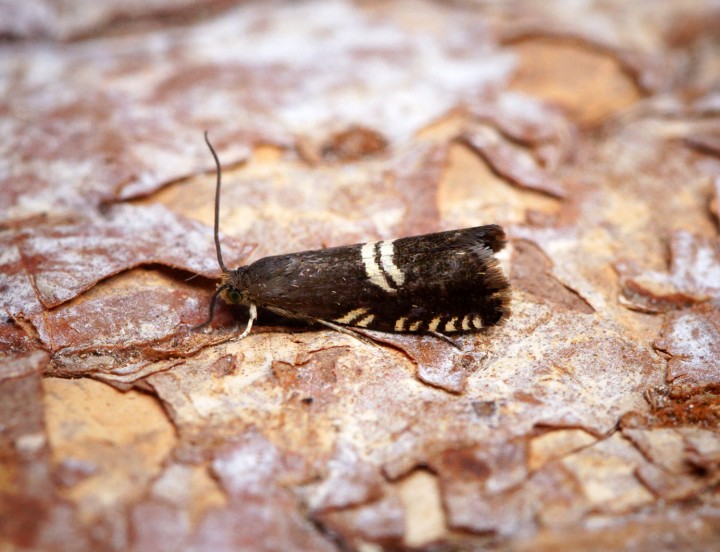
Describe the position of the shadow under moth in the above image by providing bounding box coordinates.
[198,133,511,344]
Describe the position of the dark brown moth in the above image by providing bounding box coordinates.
[198,132,510,342]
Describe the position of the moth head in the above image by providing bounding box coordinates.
[219,269,249,305]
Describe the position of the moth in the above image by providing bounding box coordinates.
[199,132,511,343]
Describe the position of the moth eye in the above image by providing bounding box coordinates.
[227,289,242,303]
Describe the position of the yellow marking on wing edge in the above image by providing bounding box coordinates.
[445,317,458,332]
[379,240,405,287]
[361,242,395,293]
[409,321,422,331]
[428,317,442,332]
[334,308,369,324]
[395,317,408,331]
[461,315,471,331]
[472,315,483,329]
[355,314,375,328]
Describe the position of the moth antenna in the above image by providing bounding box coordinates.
[204,131,228,274]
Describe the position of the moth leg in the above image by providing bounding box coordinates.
[427,331,461,350]
[238,303,257,339]
[192,285,226,332]
[315,319,378,347]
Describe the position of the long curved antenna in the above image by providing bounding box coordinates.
[204,131,227,273]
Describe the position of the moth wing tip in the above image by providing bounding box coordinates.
[483,224,507,253]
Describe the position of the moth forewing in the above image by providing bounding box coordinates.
[199,133,511,341]
[235,227,510,335]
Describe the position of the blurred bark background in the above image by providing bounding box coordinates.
[1,1,719,550]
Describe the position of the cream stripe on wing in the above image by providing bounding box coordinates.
[379,240,405,288]
[461,315,471,331]
[445,317,458,332]
[409,321,422,331]
[361,242,394,293]
[428,317,442,332]
[334,308,369,324]
[472,315,483,329]
[355,314,375,328]
[394,317,408,331]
